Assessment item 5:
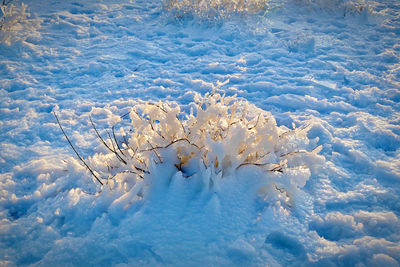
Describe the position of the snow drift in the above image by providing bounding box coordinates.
[58,90,324,214]
[43,90,325,265]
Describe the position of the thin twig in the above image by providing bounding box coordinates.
[130,158,150,174]
[255,152,269,162]
[280,150,308,158]
[89,115,127,165]
[269,164,284,173]
[120,111,131,119]
[148,102,167,113]
[274,184,286,194]
[107,130,117,153]
[280,145,321,158]
[176,114,187,137]
[279,129,294,138]
[235,160,284,173]
[134,159,149,174]
[112,126,126,157]
[147,140,163,163]
[164,138,201,149]
[89,115,114,152]
[53,112,103,186]
[236,161,274,170]
[248,113,261,130]
[139,137,201,152]
[122,134,130,149]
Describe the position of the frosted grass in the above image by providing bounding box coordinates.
[163,0,269,20]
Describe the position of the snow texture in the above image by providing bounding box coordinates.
[0,0,400,266]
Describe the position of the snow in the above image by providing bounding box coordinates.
[1,0,400,266]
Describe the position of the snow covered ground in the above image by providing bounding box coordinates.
[1,0,400,266]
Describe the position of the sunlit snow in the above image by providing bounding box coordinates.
[0,0,399,266]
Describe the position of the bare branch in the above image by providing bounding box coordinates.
[147,140,163,163]
[120,111,131,119]
[139,137,201,153]
[122,134,130,149]
[112,126,126,157]
[235,161,284,173]
[164,138,201,150]
[248,113,261,130]
[107,130,117,153]
[176,114,187,137]
[236,161,274,170]
[53,112,103,186]
[89,115,127,165]
[269,164,284,173]
[280,150,308,158]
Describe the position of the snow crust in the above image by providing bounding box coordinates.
[1,0,400,266]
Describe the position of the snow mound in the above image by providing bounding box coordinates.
[40,89,325,264]
[59,89,324,216]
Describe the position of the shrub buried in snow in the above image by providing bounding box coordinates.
[56,91,324,211]
[163,0,269,20]
[0,1,40,45]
